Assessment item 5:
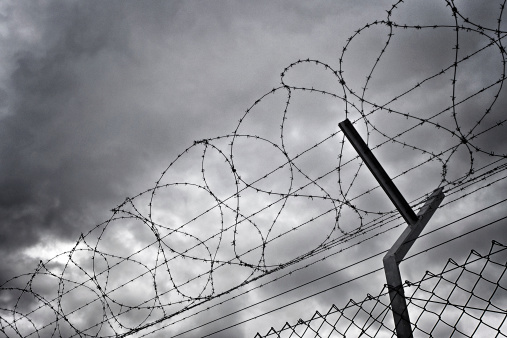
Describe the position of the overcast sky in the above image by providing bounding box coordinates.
[1,1,506,337]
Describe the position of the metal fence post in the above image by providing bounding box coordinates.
[339,119,445,338]
[382,188,444,337]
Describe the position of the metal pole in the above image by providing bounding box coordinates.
[383,187,444,337]
[338,119,418,226]
[338,118,445,337]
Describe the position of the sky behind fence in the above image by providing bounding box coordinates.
[1,0,507,337]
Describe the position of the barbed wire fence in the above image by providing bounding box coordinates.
[1,0,507,337]
[255,240,507,337]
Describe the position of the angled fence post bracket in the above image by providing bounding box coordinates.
[382,187,444,338]
[339,118,445,338]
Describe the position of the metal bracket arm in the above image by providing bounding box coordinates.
[338,118,418,226]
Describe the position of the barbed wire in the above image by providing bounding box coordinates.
[2,0,507,337]
[182,189,507,338]
[254,240,507,337]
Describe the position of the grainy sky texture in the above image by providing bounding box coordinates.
[0,1,506,337]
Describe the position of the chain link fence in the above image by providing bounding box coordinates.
[255,240,507,337]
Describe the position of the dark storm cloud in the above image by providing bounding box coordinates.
[0,1,193,254]
[0,0,385,256]
[1,1,130,252]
